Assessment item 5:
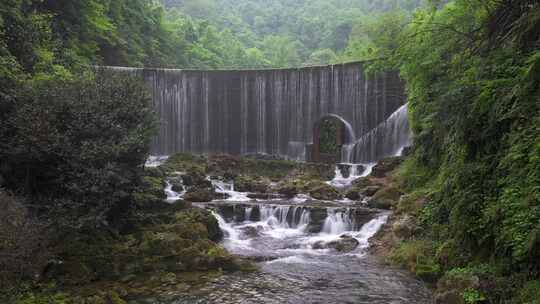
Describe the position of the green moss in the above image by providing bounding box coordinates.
[14,292,70,304]
[515,280,540,304]
[306,181,341,201]
[389,239,441,282]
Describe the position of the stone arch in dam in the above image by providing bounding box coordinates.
[110,62,408,163]
[310,114,355,163]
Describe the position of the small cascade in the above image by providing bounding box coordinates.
[145,155,169,167]
[212,211,240,240]
[321,209,357,234]
[352,213,389,249]
[340,144,355,164]
[211,179,250,201]
[245,206,253,221]
[327,164,365,188]
[259,205,311,230]
[164,180,185,202]
[352,103,412,163]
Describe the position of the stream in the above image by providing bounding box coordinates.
[157,183,432,303]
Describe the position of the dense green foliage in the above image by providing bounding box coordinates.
[377,0,540,302]
[319,119,340,154]
[161,0,425,67]
[0,73,156,222]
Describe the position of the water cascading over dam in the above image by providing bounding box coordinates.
[108,62,409,162]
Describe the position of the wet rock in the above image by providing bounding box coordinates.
[241,226,261,238]
[307,208,329,233]
[392,214,418,239]
[181,167,208,187]
[313,235,360,252]
[169,178,184,193]
[336,164,351,178]
[361,186,380,197]
[370,156,404,178]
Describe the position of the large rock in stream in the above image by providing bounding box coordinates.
[313,235,360,252]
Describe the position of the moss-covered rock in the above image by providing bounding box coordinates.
[234,175,268,193]
[183,187,214,202]
[367,186,402,210]
[182,166,210,187]
[370,156,404,178]
[276,184,299,198]
[307,182,342,201]
[392,214,418,239]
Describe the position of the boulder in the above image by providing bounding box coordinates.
[234,175,268,193]
[181,167,208,187]
[367,187,403,210]
[169,178,184,193]
[276,185,299,198]
[183,187,214,202]
[370,156,404,178]
[313,235,360,252]
[307,208,329,233]
[367,197,394,210]
[308,183,342,201]
[392,214,418,239]
[241,226,261,238]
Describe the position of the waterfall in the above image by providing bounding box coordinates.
[105,64,406,159]
[352,104,412,163]
[321,209,357,234]
[164,180,185,202]
[212,211,240,240]
[259,205,311,229]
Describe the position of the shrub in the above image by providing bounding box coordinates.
[0,72,157,224]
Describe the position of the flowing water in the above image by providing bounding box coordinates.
[108,63,407,161]
[351,104,412,163]
[159,203,432,304]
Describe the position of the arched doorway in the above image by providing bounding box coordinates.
[310,115,355,163]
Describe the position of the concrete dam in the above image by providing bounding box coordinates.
[113,62,411,163]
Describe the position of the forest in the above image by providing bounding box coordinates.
[1,0,539,303]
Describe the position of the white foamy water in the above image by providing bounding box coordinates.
[211,179,251,201]
[145,155,169,167]
[327,162,375,188]
[164,180,185,202]
[211,202,389,259]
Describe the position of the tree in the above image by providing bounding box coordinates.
[0,72,157,222]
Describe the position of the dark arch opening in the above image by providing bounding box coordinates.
[309,115,355,163]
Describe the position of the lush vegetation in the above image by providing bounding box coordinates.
[363,0,540,302]
[2,0,539,303]
[161,0,425,67]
